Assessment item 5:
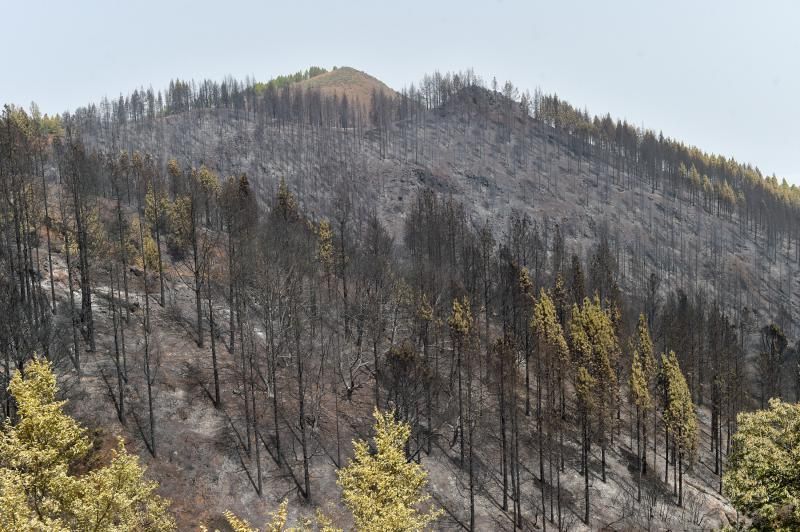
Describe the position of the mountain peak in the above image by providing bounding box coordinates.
[295,66,396,104]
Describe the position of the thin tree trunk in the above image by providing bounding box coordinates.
[109,263,125,425]
[140,218,156,456]
[636,406,641,502]
[228,234,235,352]
[63,222,81,375]
[499,354,508,511]
[678,450,683,506]
[42,175,56,313]
[207,265,220,407]
[583,411,589,525]
[238,298,251,454]
[115,195,131,323]
[249,341,262,495]
[665,429,669,484]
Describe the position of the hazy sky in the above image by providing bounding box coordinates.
[3,0,799,182]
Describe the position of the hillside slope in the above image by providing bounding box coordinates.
[42,215,733,530]
[46,70,789,529]
[95,80,798,339]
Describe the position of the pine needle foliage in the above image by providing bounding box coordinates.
[337,409,442,531]
[0,357,174,531]
[724,399,800,530]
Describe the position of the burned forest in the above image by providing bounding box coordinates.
[2,65,800,530]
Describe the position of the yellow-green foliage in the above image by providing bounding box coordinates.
[27,103,63,137]
[145,184,170,228]
[84,206,110,259]
[448,296,472,337]
[635,314,657,400]
[167,159,182,180]
[317,219,334,275]
[313,509,340,532]
[570,297,619,382]
[131,151,144,174]
[532,289,569,367]
[570,297,620,427]
[276,177,298,221]
[337,409,442,531]
[575,365,596,412]
[629,350,651,412]
[2,106,36,142]
[217,500,340,532]
[0,358,174,531]
[724,399,800,531]
[141,233,160,271]
[129,217,160,271]
[635,314,653,362]
[518,266,533,298]
[223,500,288,532]
[196,165,221,196]
[169,195,193,250]
[417,293,434,323]
[254,67,329,93]
[661,351,697,457]
[38,113,63,137]
[223,511,260,532]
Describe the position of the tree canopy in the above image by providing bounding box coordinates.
[0,358,174,532]
[724,399,800,530]
[337,409,442,532]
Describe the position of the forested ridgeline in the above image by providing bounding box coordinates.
[1,70,800,529]
[68,66,800,260]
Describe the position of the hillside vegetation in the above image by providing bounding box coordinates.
[2,67,800,530]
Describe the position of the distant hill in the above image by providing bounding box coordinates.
[295,66,396,105]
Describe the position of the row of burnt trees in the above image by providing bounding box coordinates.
[76,71,371,144]
[65,67,800,258]
[396,74,799,263]
[0,105,52,412]
[0,106,166,456]
[104,67,331,125]
[0,104,256,458]
[0,104,110,401]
